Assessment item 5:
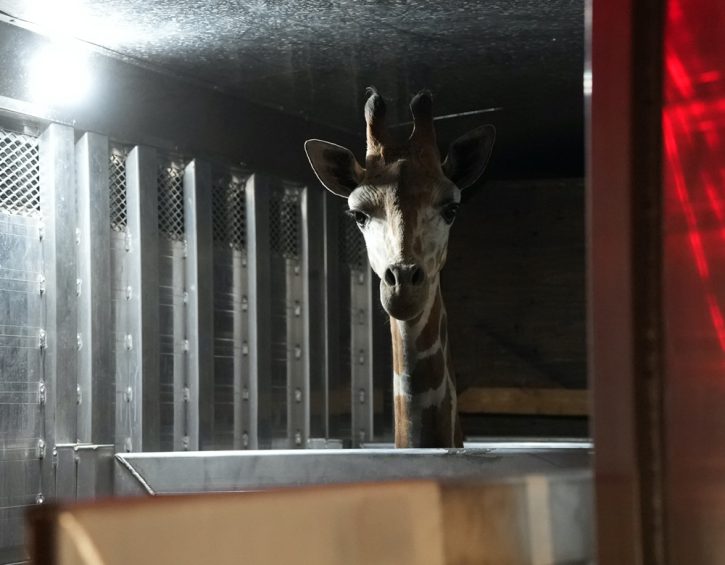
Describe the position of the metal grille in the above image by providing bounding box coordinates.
[270,186,301,259]
[0,129,40,216]
[109,143,129,231]
[342,210,368,269]
[212,172,246,250]
[157,159,186,241]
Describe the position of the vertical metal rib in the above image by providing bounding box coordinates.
[75,133,113,445]
[125,145,160,452]
[183,160,215,450]
[39,123,77,497]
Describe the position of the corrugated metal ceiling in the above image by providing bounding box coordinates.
[0,0,584,177]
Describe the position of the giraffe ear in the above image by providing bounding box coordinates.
[441,125,496,189]
[304,139,365,198]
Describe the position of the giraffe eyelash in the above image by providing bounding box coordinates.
[346,208,370,228]
[441,203,460,225]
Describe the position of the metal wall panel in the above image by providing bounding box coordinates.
[75,133,113,445]
[245,174,271,449]
[183,160,214,450]
[322,192,340,442]
[0,123,43,559]
[124,146,160,452]
[157,157,187,451]
[109,143,131,452]
[302,186,326,442]
[211,170,249,449]
[265,182,309,448]
[350,266,374,447]
[39,123,78,494]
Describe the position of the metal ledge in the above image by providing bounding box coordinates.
[114,444,592,496]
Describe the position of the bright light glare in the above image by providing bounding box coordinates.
[583,70,593,96]
[29,43,92,106]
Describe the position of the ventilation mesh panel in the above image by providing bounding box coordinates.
[157,159,186,241]
[0,128,40,216]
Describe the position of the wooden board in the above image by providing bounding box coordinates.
[458,387,589,417]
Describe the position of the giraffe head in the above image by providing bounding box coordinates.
[305,88,495,321]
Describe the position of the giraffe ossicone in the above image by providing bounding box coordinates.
[305,88,495,447]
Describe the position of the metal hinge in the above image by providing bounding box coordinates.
[76,278,82,297]
[38,329,47,350]
[125,334,133,351]
[38,274,46,295]
[36,438,46,459]
[38,382,46,406]
[124,230,132,252]
[77,333,82,351]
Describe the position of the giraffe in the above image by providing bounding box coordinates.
[305,88,495,447]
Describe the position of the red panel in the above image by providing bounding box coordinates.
[663,0,725,562]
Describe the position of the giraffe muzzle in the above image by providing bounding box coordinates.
[383,263,425,288]
[380,263,429,321]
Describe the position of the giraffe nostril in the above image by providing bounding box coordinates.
[411,266,425,286]
[384,267,397,286]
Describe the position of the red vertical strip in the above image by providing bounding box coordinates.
[663,0,725,562]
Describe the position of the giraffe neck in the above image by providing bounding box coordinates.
[391,277,463,448]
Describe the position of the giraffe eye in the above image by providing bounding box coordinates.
[441,203,459,225]
[347,209,370,228]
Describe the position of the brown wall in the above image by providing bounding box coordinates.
[445,178,586,392]
[443,178,587,437]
